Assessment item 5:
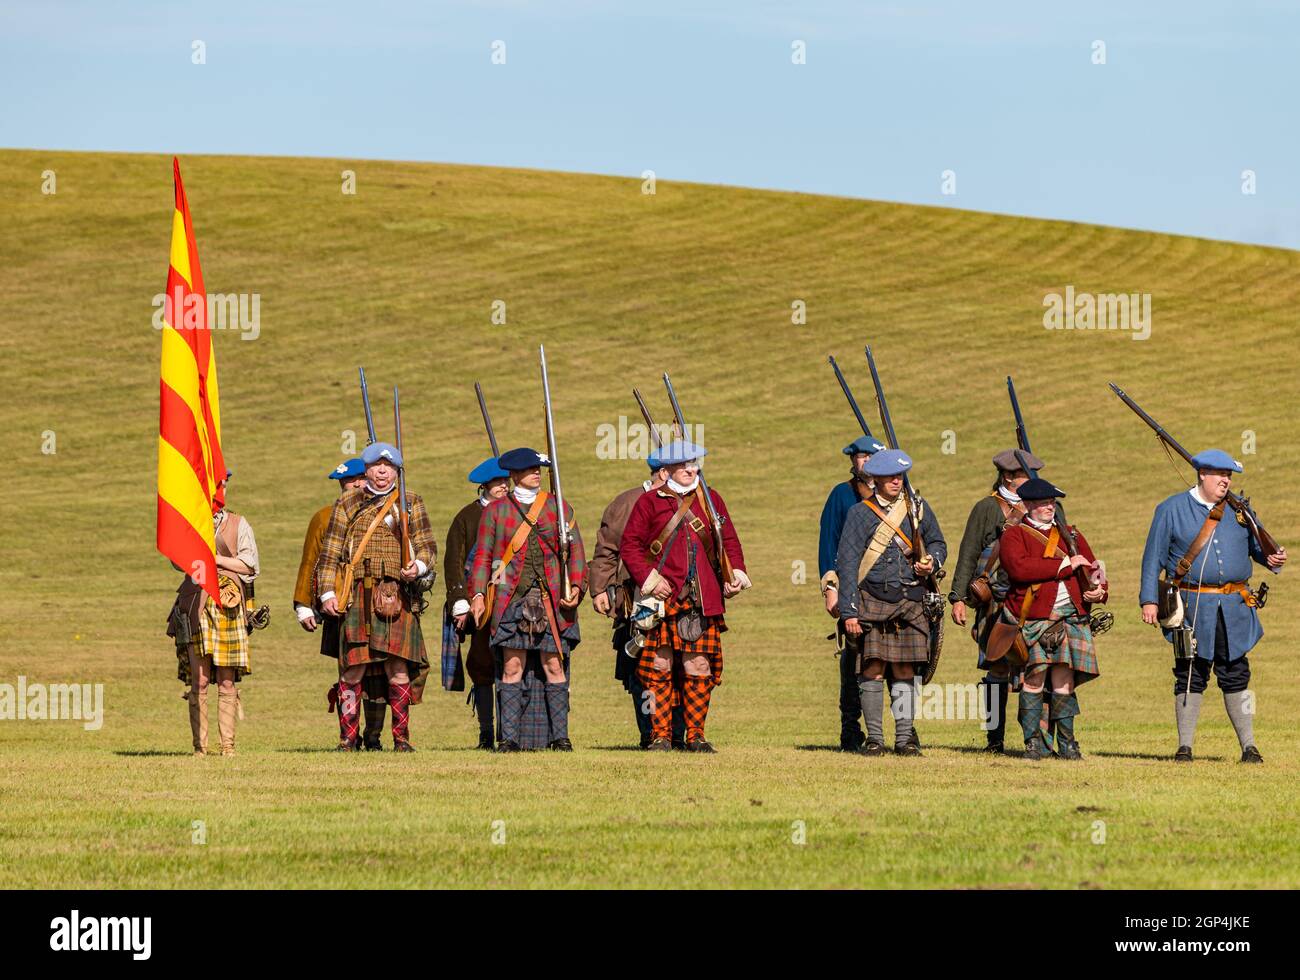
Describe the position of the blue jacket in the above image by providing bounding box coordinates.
[818,481,862,579]
[1140,489,1277,661]
[836,495,947,620]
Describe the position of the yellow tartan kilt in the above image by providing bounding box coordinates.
[176,591,251,683]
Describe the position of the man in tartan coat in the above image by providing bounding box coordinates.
[318,442,437,752]
[469,447,587,752]
[999,477,1107,761]
[836,448,946,757]
[620,439,750,753]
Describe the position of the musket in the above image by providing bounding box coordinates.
[474,381,500,459]
[539,345,572,598]
[1109,382,1280,556]
[662,372,734,581]
[863,346,943,591]
[632,387,666,451]
[828,355,877,441]
[393,386,412,563]
[358,367,377,445]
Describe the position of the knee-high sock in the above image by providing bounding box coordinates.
[681,675,713,741]
[1175,691,1203,747]
[473,684,495,738]
[544,680,570,740]
[890,679,916,749]
[1223,691,1255,750]
[637,662,673,740]
[338,681,362,744]
[1050,692,1079,744]
[858,678,885,745]
[362,698,386,743]
[497,681,524,745]
[1018,689,1044,745]
[388,681,412,745]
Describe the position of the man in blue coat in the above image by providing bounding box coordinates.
[819,434,885,750]
[1140,449,1286,763]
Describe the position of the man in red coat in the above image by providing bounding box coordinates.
[999,477,1108,760]
[620,439,750,752]
[469,447,586,751]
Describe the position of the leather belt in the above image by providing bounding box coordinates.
[1181,580,1256,606]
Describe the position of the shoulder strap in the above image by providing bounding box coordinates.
[691,486,719,565]
[856,497,911,583]
[1014,526,1061,626]
[490,493,549,586]
[345,493,401,574]
[1171,502,1225,584]
[649,493,697,558]
[862,497,914,556]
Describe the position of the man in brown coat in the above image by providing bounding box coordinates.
[589,450,683,747]
[442,456,510,749]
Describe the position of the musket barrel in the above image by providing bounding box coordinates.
[829,355,874,439]
[633,387,665,451]
[540,346,571,594]
[475,381,500,458]
[358,366,377,444]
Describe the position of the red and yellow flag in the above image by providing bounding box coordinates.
[156,158,226,600]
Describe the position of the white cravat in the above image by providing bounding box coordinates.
[998,485,1022,506]
[667,476,699,495]
[513,485,539,506]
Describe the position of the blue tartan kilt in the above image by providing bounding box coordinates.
[490,590,581,655]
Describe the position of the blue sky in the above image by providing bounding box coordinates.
[4,1,1297,249]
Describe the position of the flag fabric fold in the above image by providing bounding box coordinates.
[156,158,225,601]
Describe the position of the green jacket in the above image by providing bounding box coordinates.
[950,493,1019,601]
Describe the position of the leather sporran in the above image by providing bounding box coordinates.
[372,580,403,620]
[675,606,705,643]
[518,589,549,638]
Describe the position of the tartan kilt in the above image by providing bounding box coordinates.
[340,580,428,668]
[495,648,570,750]
[637,598,725,688]
[855,592,929,666]
[1021,613,1099,684]
[177,592,250,683]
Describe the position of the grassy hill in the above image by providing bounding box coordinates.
[1,148,1297,888]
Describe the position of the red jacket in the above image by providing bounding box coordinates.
[999,521,1107,619]
[470,492,587,630]
[620,486,745,617]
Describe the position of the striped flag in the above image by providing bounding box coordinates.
[157,158,225,601]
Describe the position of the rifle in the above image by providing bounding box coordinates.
[863,346,944,592]
[632,387,666,451]
[474,381,500,458]
[662,372,735,582]
[358,367,377,445]
[1109,383,1280,557]
[393,386,412,564]
[539,345,572,599]
[828,355,878,441]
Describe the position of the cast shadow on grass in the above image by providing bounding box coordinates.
[114,750,192,757]
[1090,750,1225,762]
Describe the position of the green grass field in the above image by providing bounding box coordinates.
[1,148,1298,888]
